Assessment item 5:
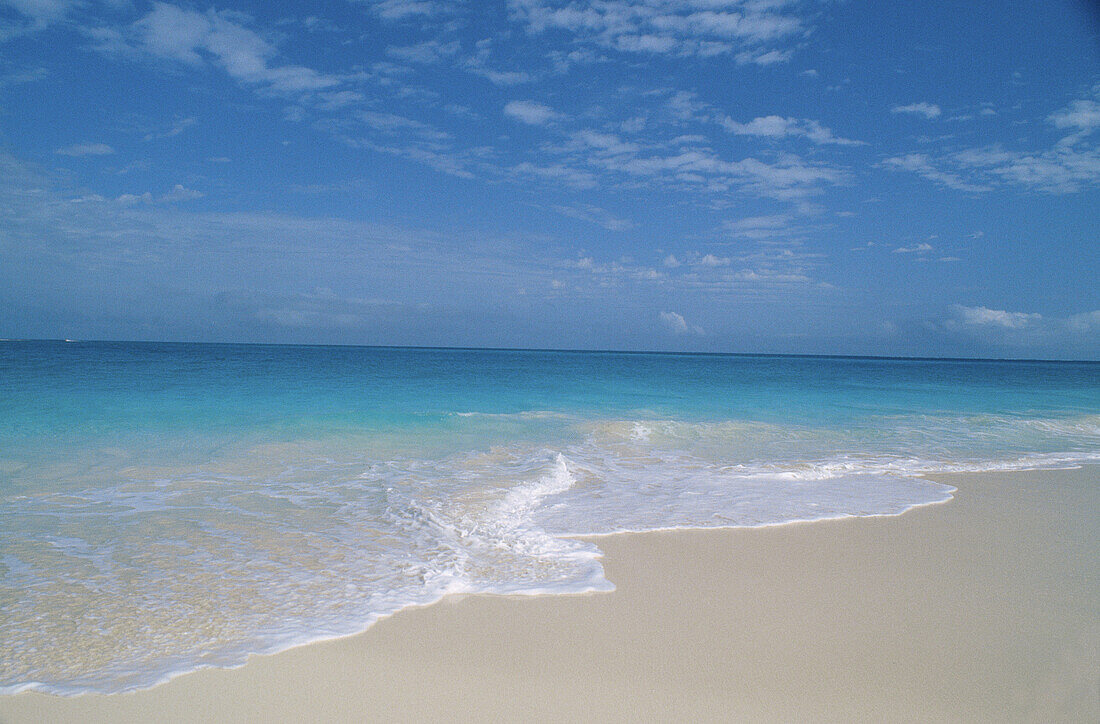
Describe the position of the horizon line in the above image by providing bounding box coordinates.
[3,337,1098,365]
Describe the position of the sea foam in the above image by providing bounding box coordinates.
[1,343,1097,695]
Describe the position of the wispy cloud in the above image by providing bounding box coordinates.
[884,91,1100,195]
[142,116,196,142]
[881,153,990,193]
[510,0,810,60]
[356,111,450,141]
[116,183,204,205]
[722,115,863,146]
[892,102,942,119]
[463,38,532,85]
[0,64,49,86]
[551,203,633,230]
[55,3,849,212]
[253,287,401,329]
[95,3,341,96]
[510,161,597,189]
[1049,98,1100,145]
[1067,310,1100,333]
[950,145,1100,193]
[504,100,562,126]
[1,0,80,29]
[466,66,531,86]
[952,305,1041,329]
[553,129,845,200]
[924,304,1100,357]
[735,48,792,65]
[362,0,449,21]
[893,242,933,254]
[723,215,793,239]
[55,142,114,156]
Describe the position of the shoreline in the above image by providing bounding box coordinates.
[2,465,1097,722]
[0,479,960,700]
[1,474,961,700]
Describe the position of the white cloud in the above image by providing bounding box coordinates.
[487,89,848,201]
[1067,310,1100,332]
[114,4,340,97]
[615,33,677,53]
[735,48,792,66]
[885,91,1100,195]
[881,153,990,193]
[467,67,531,86]
[142,116,198,141]
[358,111,449,141]
[1,0,77,26]
[55,142,115,156]
[115,191,152,205]
[721,115,862,145]
[565,129,639,156]
[510,161,597,189]
[953,144,1100,194]
[1049,94,1100,146]
[463,40,533,85]
[730,269,813,284]
[555,229,825,300]
[659,310,703,335]
[891,102,942,119]
[314,91,365,111]
[0,149,840,341]
[114,184,204,205]
[509,0,809,59]
[582,146,842,200]
[953,305,1041,329]
[930,305,1100,355]
[697,253,730,267]
[504,100,561,125]
[724,214,792,239]
[1049,99,1100,135]
[893,242,933,254]
[366,0,446,21]
[0,65,49,87]
[322,106,468,181]
[350,140,477,179]
[159,184,203,203]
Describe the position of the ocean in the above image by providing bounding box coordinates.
[1,341,1098,695]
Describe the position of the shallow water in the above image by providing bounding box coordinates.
[1,342,1097,694]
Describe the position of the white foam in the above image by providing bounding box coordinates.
[2,412,1098,696]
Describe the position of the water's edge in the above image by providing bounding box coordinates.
[0,473,968,698]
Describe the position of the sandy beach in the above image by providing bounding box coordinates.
[2,465,1097,723]
[5,0,1098,718]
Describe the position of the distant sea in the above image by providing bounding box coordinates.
[2,341,1098,694]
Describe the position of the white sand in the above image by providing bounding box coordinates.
[1,466,1097,722]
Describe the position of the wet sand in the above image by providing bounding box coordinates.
[2,466,1097,722]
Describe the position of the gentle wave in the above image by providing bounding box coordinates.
[2,410,1099,696]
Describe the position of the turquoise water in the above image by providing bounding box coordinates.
[2,341,1098,694]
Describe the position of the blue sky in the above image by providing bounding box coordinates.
[1,0,1098,358]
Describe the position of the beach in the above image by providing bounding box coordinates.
[2,464,1096,723]
[4,0,1098,718]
